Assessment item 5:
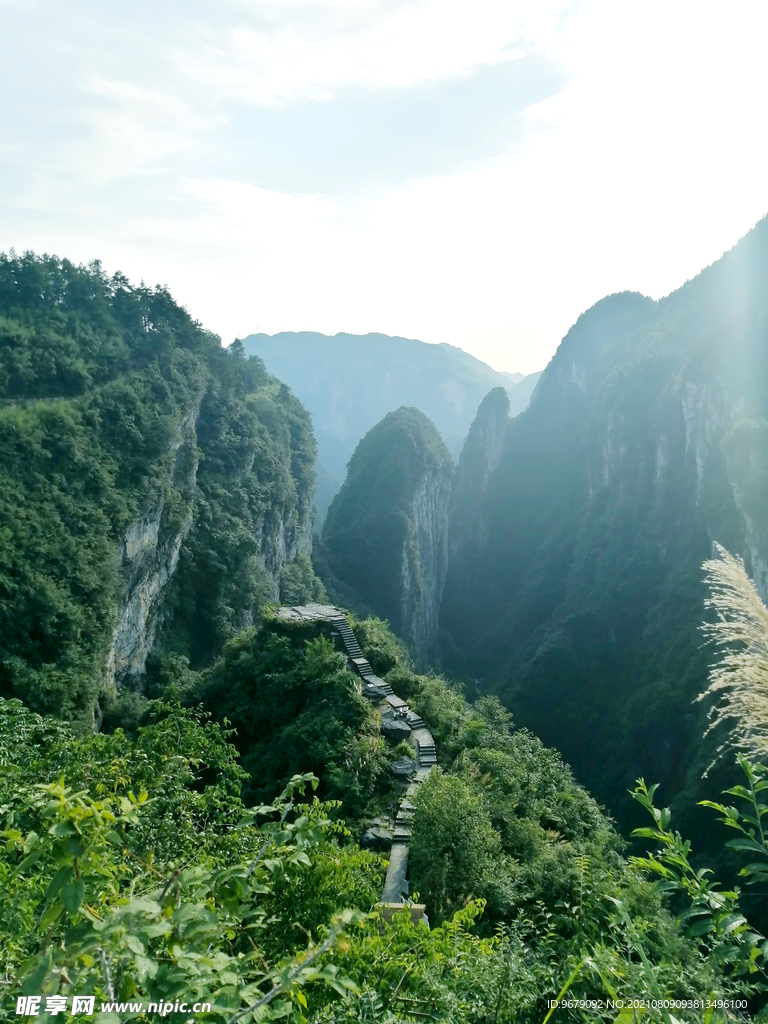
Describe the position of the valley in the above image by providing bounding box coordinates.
[1,224,768,1021]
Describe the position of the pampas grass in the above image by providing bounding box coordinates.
[698,543,768,764]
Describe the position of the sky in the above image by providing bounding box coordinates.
[1,1,767,374]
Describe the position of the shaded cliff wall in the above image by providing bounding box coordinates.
[106,373,317,687]
[320,407,453,664]
[439,216,768,831]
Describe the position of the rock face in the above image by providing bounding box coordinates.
[319,407,453,665]
[439,215,768,833]
[105,415,199,689]
[442,388,510,632]
[102,373,318,691]
[361,826,393,851]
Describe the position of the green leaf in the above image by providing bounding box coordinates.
[21,953,53,995]
[719,913,748,934]
[739,862,768,879]
[726,836,767,855]
[631,827,664,840]
[723,784,753,801]
[16,848,43,873]
[685,918,714,936]
[135,954,158,980]
[50,820,78,837]
[61,879,86,913]
[45,864,74,900]
[125,934,146,955]
[39,902,63,931]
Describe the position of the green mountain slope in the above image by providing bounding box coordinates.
[440,216,768,835]
[0,253,320,724]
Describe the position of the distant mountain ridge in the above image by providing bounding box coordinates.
[241,331,540,521]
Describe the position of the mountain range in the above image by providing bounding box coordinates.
[314,214,768,848]
[2,232,768,1016]
[241,331,540,521]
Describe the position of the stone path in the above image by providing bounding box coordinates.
[274,604,437,908]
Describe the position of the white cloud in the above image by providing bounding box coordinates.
[1,0,767,376]
[168,0,572,108]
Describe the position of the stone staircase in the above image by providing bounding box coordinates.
[328,612,437,909]
[274,605,436,918]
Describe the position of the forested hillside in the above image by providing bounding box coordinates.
[440,216,768,839]
[0,253,322,727]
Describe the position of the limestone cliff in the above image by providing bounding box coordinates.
[125,377,317,678]
[105,413,199,688]
[319,407,453,665]
[448,386,510,558]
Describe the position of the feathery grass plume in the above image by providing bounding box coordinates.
[698,543,768,765]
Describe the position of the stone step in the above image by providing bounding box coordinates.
[381,844,409,903]
[350,656,374,675]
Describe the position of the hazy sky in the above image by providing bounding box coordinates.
[2,0,767,373]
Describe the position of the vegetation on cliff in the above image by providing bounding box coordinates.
[0,253,317,724]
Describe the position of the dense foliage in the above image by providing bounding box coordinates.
[198,624,389,817]
[3,611,768,1022]
[0,253,317,724]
